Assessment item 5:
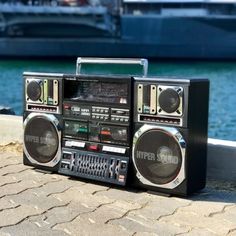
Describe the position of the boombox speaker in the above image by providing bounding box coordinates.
[131,78,209,196]
[23,73,63,172]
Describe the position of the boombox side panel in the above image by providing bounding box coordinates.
[186,80,209,194]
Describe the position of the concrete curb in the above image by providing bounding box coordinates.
[207,138,236,181]
[0,115,22,145]
[0,115,235,181]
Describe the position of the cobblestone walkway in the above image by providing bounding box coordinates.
[0,146,236,236]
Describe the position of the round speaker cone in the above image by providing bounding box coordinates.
[27,81,42,101]
[24,116,59,164]
[159,88,180,113]
[134,128,182,185]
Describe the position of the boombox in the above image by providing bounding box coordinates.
[23,58,209,196]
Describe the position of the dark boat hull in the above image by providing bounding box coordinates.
[1,16,236,59]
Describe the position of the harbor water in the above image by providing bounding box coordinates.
[0,59,235,141]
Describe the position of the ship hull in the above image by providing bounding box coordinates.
[1,16,236,59]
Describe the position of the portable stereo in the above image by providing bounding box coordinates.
[23,58,209,196]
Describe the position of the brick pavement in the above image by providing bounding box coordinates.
[0,145,236,236]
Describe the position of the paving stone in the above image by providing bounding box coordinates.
[135,233,158,236]
[0,204,43,227]
[213,205,236,226]
[0,164,30,176]
[0,233,11,236]
[67,182,110,195]
[0,152,19,160]
[51,187,114,208]
[0,177,60,198]
[6,169,59,183]
[77,201,127,225]
[54,214,133,236]
[159,209,236,235]
[0,219,67,236]
[228,229,236,236]
[0,175,19,187]
[29,179,85,198]
[180,228,218,236]
[0,157,21,168]
[110,215,190,235]
[96,187,151,205]
[177,201,232,217]
[128,196,191,221]
[5,190,69,213]
[0,198,19,211]
[29,201,95,229]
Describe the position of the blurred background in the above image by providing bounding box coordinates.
[0,0,236,141]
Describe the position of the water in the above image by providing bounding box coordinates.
[0,59,235,141]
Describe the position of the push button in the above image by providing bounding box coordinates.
[121,161,127,170]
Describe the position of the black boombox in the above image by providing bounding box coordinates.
[23,58,209,196]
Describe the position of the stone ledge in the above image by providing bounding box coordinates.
[0,115,235,181]
[0,115,22,145]
[208,138,236,181]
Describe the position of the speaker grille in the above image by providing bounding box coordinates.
[24,116,59,164]
[159,88,180,113]
[27,81,42,102]
[133,128,182,185]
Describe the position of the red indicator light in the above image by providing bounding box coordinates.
[64,104,70,109]
[88,145,99,151]
[101,130,111,135]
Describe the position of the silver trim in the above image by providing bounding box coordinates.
[24,72,64,77]
[23,113,61,168]
[137,84,143,113]
[76,57,148,77]
[150,85,157,114]
[157,85,183,117]
[53,79,59,106]
[132,124,186,189]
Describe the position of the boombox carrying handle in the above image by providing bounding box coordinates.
[76,57,148,77]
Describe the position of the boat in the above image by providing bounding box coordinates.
[0,0,236,59]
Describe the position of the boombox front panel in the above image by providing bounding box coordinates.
[59,74,133,186]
